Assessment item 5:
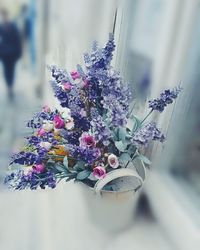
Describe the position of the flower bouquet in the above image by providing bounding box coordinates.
[5,34,181,196]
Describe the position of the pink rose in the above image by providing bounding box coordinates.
[70,71,80,80]
[62,82,72,91]
[92,166,106,179]
[79,133,96,148]
[36,128,46,136]
[53,115,65,129]
[32,164,45,173]
[108,154,119,169]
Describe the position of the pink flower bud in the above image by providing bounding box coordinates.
[70,71,80,80]
[108,154,119,168]
[83,79,88,88]
[42,105,50,113]
[36,128,46,136]
[53,115,65,129]
[62,82,72,91]
[32,164,45,173]
[92,166,106,179]
[79,132,96,148]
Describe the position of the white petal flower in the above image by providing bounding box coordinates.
[108,154,119,168]
[60,108,71,120]
[39,141,52,150]
[65,119,74,130]
[42,121,54,132]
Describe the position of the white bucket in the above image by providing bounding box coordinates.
[80,168,145,232]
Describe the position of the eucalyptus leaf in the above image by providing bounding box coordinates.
[132,117,141,133]
[55,163,67,173]
[127,145,137,155]
[118,127,127,142]
[137,155,151,165]
[111,129,118,141]
[63,156,77,173]
[115,141,127,152]
[63,156,68,168]
[76,170,91,180]
[46,159,55,167]
[127,116,141,133]
[73,161,85,171]
[119,153,131,165]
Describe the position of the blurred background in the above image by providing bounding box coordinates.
[0,0,199,249]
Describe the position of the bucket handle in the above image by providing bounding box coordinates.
[94,168,144,195]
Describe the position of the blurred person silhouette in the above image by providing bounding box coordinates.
[0,8,22,100]
[18,3,36,71]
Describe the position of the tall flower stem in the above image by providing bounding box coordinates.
[124,148,137,168]
[141,109,153,124]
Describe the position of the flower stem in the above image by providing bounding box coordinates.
[128,103,135,117]
[124,149,137,168]
[141,109,153,124]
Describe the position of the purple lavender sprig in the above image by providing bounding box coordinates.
[4,170,56,190]
[148,86,181,112]
[67,145,101,165]
[132,122,165,147]
[10,152,41,166]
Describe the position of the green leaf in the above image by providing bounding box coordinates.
[76,170,91,180]
[118,127,127,142]
[137,154,151,165]
[73,161,85,171]
[119,153,131,165]
[111,129,118,141]
[65,173,77,182]
[63,156,68,168]
[115,141,127,152]
[127,116,141,133]
[46,159,55,167]
[127,145,137,156]
[63,156,77,173]
[55,163,66,173]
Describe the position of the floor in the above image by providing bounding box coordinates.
[0,183,175,250]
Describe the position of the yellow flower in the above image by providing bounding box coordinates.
[48,145,68,161]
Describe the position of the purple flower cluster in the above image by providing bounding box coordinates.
[5,35,179,192]
[59,129,82,145]
[50,65,70,83]
[72,113,90,132]
[27,110,55,129]
[84,33,115,72]
[10,152,41,166]
[50,66,85,113]
[102,71,131,126]
[67,88,85,114]
[149,87,181,112]
[84,34,131,127]
[132,122,165,147]
[27,132,57,146]
[90,108,111,145]
[4,170,56,190]
[67,145,100,164]
[51,81,69,108]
